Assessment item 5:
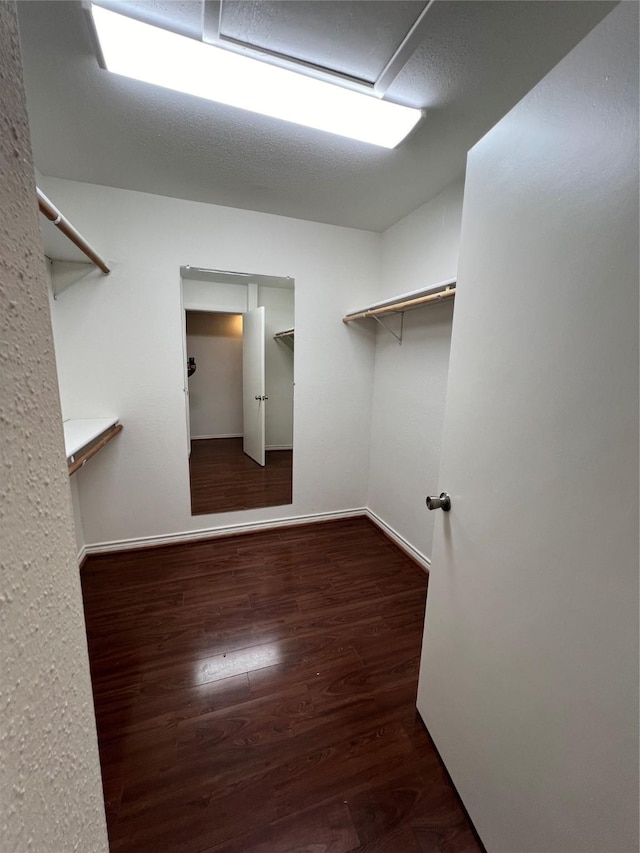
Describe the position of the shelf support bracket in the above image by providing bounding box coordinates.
[49,258,95,300]
[373,312,404,344]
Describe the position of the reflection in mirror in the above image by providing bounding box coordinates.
[180,268,294,515]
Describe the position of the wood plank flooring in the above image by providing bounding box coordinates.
[81,518,483,853]
[189,438,293,515]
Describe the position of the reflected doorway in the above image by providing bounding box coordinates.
[181,268,294,515]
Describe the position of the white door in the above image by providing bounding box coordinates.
[417,7,638,853]
[181,305,191,456]
[242,306,266,466]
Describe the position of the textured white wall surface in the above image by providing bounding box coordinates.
[45,176,379,547]
[367,177,464,562]
[0,4,107,850]
[186,312,243,439]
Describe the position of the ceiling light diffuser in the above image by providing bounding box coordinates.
[88,4,422,148]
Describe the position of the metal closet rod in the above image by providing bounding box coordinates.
[342,286,456,323]
[37,187,110,274]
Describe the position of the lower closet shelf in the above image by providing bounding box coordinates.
[64,417,122,475]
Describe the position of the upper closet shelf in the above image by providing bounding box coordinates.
[343,278,456,322]
[64,417,122,476]
[342,278,456,343]
[37,187,111,274]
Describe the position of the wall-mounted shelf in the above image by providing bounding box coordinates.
[342,279,456,343]
[64,417,122,476]
[37,187,110,274]
[274,328,294,347]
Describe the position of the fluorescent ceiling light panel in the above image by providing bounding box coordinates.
[89,4,422,148]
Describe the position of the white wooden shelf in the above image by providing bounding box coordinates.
[63,417,122,475]
[64,418,118,458]
[342,279,456,343]
[343,278,456,323]
[38,187,110,274]
[274,328,294,347]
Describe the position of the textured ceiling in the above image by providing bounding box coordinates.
[217,0,426,82]
[18,1,616,232]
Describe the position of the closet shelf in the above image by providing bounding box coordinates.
[274,328,294,348]
[64,418,122,476]
[342,279,456,324]
[342,279,456,344]
[37,187,110,274]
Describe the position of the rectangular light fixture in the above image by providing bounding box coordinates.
[88,4,422,149]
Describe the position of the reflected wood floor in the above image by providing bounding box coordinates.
[189,438,293,515]
[81,518,483,853]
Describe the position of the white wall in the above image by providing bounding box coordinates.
[367,176,465,564]
[259,285,294,449]
[182,278,247,313]
[186,312,243,439]
[0,3,107,848]
[44,177,379,546]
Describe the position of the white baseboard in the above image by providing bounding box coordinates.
[190,433,242,441]
[83,508,367,556]
[79,506,431,574]
[365,509,431,574]
[266,444,293,451]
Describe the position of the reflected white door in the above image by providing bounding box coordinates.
[417,8,638,852]
[181,305,191,456]
[242,306,266,466]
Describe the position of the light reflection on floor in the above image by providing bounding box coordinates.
[192,642,283,686]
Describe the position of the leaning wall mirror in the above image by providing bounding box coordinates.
[180,266,294,515]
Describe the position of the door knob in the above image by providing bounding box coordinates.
[254,395,269,401]
[426,492,451,511]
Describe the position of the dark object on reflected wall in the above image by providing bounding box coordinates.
[187,357,196,377]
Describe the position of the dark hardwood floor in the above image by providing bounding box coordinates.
[81,518,483,852]
[189,438,293,515]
